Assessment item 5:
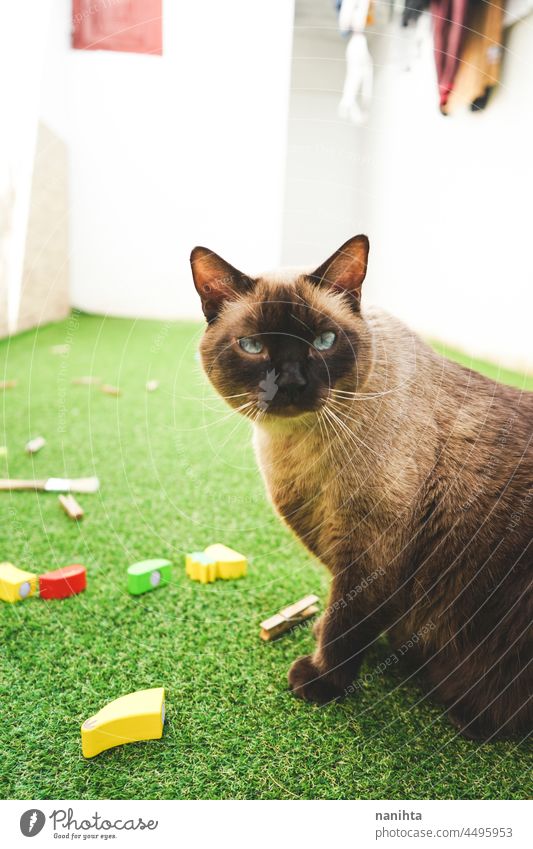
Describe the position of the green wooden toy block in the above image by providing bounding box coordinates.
[127,559,171,595]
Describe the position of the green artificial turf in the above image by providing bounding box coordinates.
[430,340,533,392]
[0,313,530,800]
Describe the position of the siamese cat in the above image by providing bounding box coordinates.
[190,235,532,740]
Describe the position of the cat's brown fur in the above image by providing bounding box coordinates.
[190,236,532,740]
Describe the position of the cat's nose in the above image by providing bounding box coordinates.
[278,362,307,392]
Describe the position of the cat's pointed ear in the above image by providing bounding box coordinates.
[190,246,254,323]
[309,235,369,309]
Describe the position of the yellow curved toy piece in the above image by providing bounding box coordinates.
[81,687,165,759]
[185,551,217,584]
[185,544,247,583]
[204,544,247,579]
[0,562,37,603]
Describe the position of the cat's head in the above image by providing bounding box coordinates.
[190,235,374,421]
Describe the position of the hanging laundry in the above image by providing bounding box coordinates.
[338,0,374,125]
[402,0,430,28]
[430,0,469,111]
[444,0,505,114]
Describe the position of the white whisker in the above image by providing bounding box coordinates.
[324,402,383,464]
[173,399,256,431]
[329,376,414,400]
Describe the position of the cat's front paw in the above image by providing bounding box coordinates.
[288,654,343,705]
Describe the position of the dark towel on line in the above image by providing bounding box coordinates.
[402,0,430,27]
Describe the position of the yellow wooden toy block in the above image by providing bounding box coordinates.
[185,552,217,583]
[185,544,247,583]
[81,687,165,759]
[185,542,248,584]
[0,562,38,603]
[205,543,248,579]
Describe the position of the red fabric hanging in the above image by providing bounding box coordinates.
[430,0,468,110]
[72,0,162,55]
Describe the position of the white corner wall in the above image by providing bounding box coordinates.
[362,13,533,372]
[0,0,57,333]
[66,0,295,320]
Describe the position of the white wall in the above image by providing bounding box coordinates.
[281,0,370,268]
[65,0,295,319]
[362,12,533,372]
[0,0,58,332]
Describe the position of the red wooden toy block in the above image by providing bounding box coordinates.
[39,565,87,600]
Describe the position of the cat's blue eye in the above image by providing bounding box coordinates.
[239,336,263,355]
[313,331,336,351]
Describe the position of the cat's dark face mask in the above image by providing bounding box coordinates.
[190,236,374,421]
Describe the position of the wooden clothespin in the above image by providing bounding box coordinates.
[58,493,84,520]
[0,380,17,390]
[101,384,121,396]
[0,476,100,493]
[260,594,320,641]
